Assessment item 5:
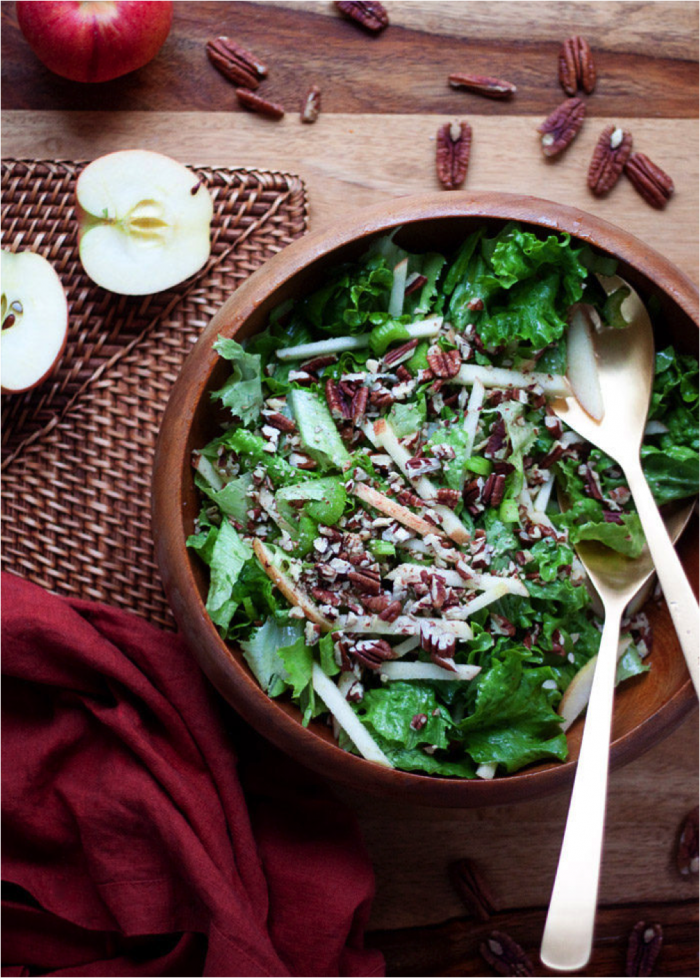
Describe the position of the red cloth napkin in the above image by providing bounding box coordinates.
[1,573,384,978]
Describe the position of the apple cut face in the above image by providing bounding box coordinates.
[77,150,214,296]
[1,251,69,395]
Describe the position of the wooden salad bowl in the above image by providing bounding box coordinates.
[152,192,698,807]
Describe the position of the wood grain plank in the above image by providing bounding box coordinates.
[336,715,698,932]
[1,1,697,117]
[368,898,699,976]
[274,1,700,59]
[3,111,697,281]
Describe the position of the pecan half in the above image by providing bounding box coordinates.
[448,73,516,99]
[351,638,395,670]
[625,921,663,977]
[625,152,675,209]
[348,568,382,595]
[479,931,534,976]
[559,35,596,96]
[588,125,633,196]
[676,805,699,876]
[481,473,506,507]
[335,0,389,32]
[301,84,322,124]
[427,345,461,378]
[235,88,285,119]
[206,36,268,90]
[538,97,586,157]
[436,121,472,190]
[448,858,496,921]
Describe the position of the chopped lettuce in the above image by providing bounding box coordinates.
[188,224,698,783]
[210,336,263,424]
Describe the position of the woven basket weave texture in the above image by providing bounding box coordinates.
[2,159,307,628]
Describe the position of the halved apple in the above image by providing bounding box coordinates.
[1,251,69,394]
[76,150,214,296]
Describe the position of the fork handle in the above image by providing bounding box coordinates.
[623,458,699,696]
[540,599,626,972]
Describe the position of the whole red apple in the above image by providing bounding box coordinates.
[16,1,173,83]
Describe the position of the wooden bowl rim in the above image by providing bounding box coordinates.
[153,191,698,808]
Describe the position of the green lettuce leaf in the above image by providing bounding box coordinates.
[210,336,263,424]
[459,649,568,772]
[188,520,253,632]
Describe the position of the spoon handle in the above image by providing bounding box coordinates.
[540,599,626,973]
[623,458,699,696]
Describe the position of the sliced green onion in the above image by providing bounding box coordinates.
[465,456,492,476]
[369,539,396,558]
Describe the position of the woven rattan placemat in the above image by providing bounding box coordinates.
[2,159,307,628]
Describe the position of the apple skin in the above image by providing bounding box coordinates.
[16,1,173,84]
[1,251,69,396]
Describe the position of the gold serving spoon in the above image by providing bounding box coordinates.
[540,278,699,973]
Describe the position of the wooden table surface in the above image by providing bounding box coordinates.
[2,2,698,975]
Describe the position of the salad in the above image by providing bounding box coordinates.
[188,223,699,777]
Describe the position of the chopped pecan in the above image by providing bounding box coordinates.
[427,345,461,378]
[301,354,337,373]
[311,587,340,608]
[539,442,566,468]
[625,152,674,209]
[490,613,516,637]
[301,84,321,123]
[448,858,496,921]
[410,713,428,730]
[559,35,596,96]
[235,88,285,119]
[676,805,699,876]
[437,487,461,509]
[335,0,389,32]
[484,416,507,458]
[369,386,394,408]
[379,599,403,622]
[396,364,413,382]
[436,121,472,190]
[625,921,663,977]
[351,385,369,422]
[206,36,267,90]
[351,639,395,670]
[420,620,456,668]
[261,410,296,432]
[480,931,534,976]
[588,125,633,196]
[384,338,419,367]
[348,568,382,595]
[406,455,441,477]
[396,489,425,508]
[538,97,586,157]
[361,593,390,613]
[289,450,318,470]
[448,72,516,99]
[405,274,427,296]
[325,378,351,419]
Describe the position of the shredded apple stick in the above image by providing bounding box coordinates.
[252,538,333,629]
[353,482,447,539]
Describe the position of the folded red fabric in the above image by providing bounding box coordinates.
[1,573,384,978]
